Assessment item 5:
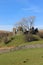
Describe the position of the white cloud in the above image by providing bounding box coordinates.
[22,6,42,13]
[35,25,43,29]
[21,1,43,13]
[0,25,13,31]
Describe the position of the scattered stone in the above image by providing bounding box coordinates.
[41,56,43,58]
[23,59,29,63]
[23,60,27,63]
[26,59,29,61]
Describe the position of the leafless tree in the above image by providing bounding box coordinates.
[28,16,35,29]
[14,16,35,32]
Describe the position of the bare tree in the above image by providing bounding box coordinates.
[14,16,35,32]
[28,16,35,29]
[16,18,29,32]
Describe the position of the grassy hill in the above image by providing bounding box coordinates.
[0,29,43,48]
[0,31,43,65]
[0,34,42,47]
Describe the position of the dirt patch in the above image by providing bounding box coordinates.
[0,44,43,53]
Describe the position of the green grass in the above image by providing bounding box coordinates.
[0,48,43,65]
[0,34,43,47]
[6,34,43,47]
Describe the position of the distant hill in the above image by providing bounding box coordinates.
[0,30,13,39]
[0,30,12,33]
[39,29,43,33]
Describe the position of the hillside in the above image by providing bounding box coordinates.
[0,34,42,47]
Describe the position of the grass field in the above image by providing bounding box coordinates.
[0,48,43,65]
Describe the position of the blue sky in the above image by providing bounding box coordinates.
[0,0,43,31]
